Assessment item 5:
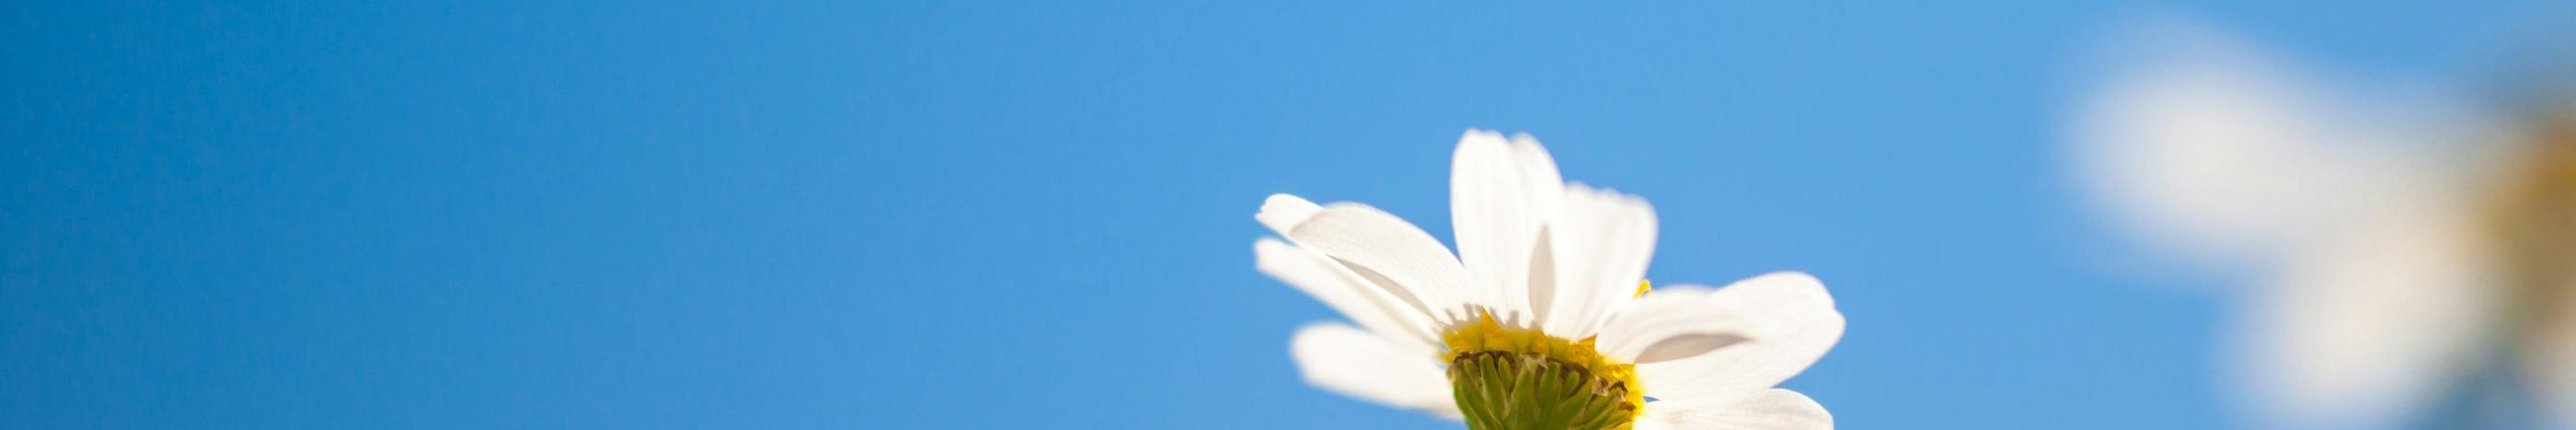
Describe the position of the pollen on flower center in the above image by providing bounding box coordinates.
[1441,311,1645,430]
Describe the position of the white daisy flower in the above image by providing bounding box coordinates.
[2074,17,2576,429]
[1253,130,1844,430]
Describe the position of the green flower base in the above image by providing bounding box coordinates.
[1448,351,1640,430]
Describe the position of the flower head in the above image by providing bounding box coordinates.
[2074,17,2576,428]
[1255,130,1843,429]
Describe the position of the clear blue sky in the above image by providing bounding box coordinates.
[1,1,2558,428]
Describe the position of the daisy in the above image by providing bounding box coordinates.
[2074,17,2576,429]
[1253,130,1844,429]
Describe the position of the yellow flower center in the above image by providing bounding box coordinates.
[1439,282,1650,430]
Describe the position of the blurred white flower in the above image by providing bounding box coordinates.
[2074,17,2576,430]
[1254,130,1844,429]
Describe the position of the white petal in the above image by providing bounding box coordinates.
[1257,238,1441,355]
[1290,323,1461,419]
[1539,184,1657,338]
[1260,194,1454,326]
[1451,130,1563,325]
[1283,203,1472,324]
[1635,389,1833,430]
[1594,286,1747,364]
[2073,17,2473,269]
[2242,201,2497,429]
[1257,193,1326,236]
[1638,273,1842,403]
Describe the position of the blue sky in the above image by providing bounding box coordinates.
[2,1,2562,428]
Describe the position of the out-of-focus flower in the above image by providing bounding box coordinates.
[2074,17,2576,430]
[2492,110,2576,429]
[1253,130,1844,429]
